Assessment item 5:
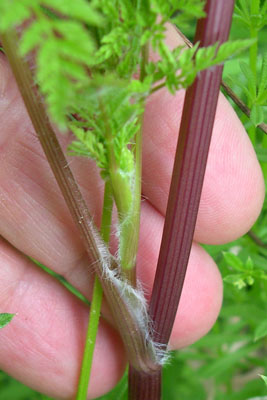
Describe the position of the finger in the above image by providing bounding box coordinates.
[142,24,265,244]
[0,23,245,399]
[0,91,222,342]
[0,52,102,291]
[0,237,126,400]
[0,31,264,277]
[0,144,222,346]
[0,46,221,345]
[137,200,223,349]
[0,215,222,399]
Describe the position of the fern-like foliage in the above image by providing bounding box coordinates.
[0,0,253,202]
[0,0,102,128]
[233,0,267,127]
[68,79,145,179]
[234,0,267,30]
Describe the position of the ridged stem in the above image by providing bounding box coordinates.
[149,0,235,349]
[128,0,235,398]
[128,370,161,400]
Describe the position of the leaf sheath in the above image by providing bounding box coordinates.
[0,29,161,375]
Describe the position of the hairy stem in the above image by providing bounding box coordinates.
[127,42,150,385]
[100,99,133,221]
[100,99,136,278]
[76,181,113,400]
[120,42,149,283]
[1,29,161,374]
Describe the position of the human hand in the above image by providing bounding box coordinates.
[0,27,264,399]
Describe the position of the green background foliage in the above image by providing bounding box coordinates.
[0,0,266,399]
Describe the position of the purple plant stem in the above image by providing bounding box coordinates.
[128,0,235,398]
[128,370,161,400]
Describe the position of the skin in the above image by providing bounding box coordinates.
[0,26,265,399]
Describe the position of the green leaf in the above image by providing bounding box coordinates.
[0,0,32,31]
[245,256,254,271]
[42,0,104,26]
[68,125,108,170]
[197,343,258,379]
[213,39,255,65]
[239,60,257,99]
[254,320,267,341]
[256,90,267,104]
[19,20,47,56]
[250,104,264,126]
[255,147,267,163]
[257,54,267,101]
[52,20,96,63]
[223,274,247,289]
[223,251,244,271]
[261,2,267,24]
[0,313,15,329]
[246,275,254,285]
[237,0,250,19]
[233,11,250,28]
[259,375,267,387]
[170,0,206,29]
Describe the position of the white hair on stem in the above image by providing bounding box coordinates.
[94,233,170,367]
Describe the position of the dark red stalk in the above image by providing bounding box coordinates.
[128,0,235,398]
[128,370,161,400]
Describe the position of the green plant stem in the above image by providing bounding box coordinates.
[76,181,113,400]
[109,43,149,283]
[127,42,149,393]
[249,1,259,79]
[100,99,133,220]
[119,44,149,283]
[249,26,258,80]
[101,181,114,243]
[220,81,267,135]
[1,29,160,374]
[76,278,103,400]
[118,116,143,283]
[100,101,134,278]
[248,1,260,140]
[174,26,267,136]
